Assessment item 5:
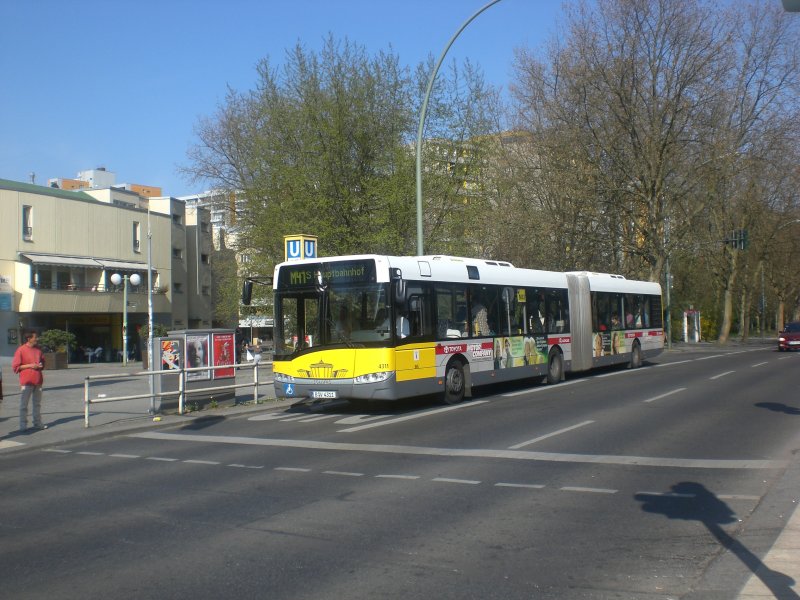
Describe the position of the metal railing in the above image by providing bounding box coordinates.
[83,360,268,427]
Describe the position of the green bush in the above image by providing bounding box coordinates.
[138,323,171,339]
[38,329,77,352]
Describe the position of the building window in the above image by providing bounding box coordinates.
[201,254,209,265]
[174,282,183,293]
[172,247,183,259]
[133,221,141,252]
[172,214,183,226]
[200,221,210,233]
[202,285,210,296]
[22,205,33,240]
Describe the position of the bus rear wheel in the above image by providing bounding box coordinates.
[444,361,465,405]
[546,350,563,385]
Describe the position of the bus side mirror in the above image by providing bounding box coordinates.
[391,268,406,306]
[393,279,406,307]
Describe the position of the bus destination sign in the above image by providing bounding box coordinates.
[278,260,377,290]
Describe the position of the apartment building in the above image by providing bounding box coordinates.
[0,177,212,362]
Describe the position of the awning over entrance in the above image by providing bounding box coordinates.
[94,259,149,272]
[21,253,101,268]
[20,254,154,272]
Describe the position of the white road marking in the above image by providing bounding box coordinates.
[1,440,26,449]
[296,414,343,422]
[560,486,617,494]
[337,401,489,433]
[654,359,693,367]
[643,388,687,403]
[184,459,220,465]
[697,355,726,361]
[109,453,140,459]
[375,474,420,480]
[594,370,632,379]
[146,456,179,462]
[495,482,546,489]
[710,370,735,380]
[228,464,264,469]
[275,467,311,472]
[77,451,104,456]
[508,420,595,449]
[334,415,388,426]
[131,432,788,470]
[42,448,71,453]
[636,491,695,498]
[279,414,327,422]
[323,470,364,477]
[502,380,581,397]
[432,477,481,485]
[249,413,298,422]
[751,362,768,368]
[718,494,760,501]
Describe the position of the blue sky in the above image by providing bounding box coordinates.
[0,0,566,198]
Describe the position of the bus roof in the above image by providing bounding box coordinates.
[275,255,658,295]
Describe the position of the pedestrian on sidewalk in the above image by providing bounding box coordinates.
[11,330,47,432]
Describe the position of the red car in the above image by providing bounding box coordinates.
[778,321,800,351]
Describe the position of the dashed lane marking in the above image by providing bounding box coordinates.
[35,448,768,502]
[643,387,687,403]
[561,486,617,494]
[495,482,546,489]
[129,431,788,470]
[432,477,481,485]
[710,370,735,380]
[508,420,595,450]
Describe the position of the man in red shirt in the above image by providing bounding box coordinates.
[11,330,47,433]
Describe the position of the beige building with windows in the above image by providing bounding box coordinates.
[0,178,212,362]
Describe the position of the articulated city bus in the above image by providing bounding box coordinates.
[272,255,664,404]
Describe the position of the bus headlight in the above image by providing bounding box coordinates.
[274,372,295,383]
[353,371,392,384]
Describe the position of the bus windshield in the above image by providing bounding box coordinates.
[274,282,391,358]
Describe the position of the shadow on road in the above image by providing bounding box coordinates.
[755,402,800,415]
[635,482,798,599]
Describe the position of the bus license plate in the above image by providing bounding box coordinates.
[311,391,337,399]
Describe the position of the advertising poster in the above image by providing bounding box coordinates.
[161,339,182,370]
[186,334,211,380]
[212,333,235,379]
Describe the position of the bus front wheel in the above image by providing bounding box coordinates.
[546,350,563,385]
[444,361,465,405]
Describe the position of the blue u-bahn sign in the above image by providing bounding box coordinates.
[284,235,318,262]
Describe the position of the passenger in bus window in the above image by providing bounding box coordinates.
[471,301,490,336]
[611,313,621,330]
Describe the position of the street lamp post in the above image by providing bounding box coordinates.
[110,272,141,366]
[414,0,502,255]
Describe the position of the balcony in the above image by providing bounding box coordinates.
[23,283,170,314]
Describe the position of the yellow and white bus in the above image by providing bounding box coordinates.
[272,255,664,404]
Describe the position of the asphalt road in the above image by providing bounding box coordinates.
[1,345,798,599]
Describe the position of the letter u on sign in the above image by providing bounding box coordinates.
[287,239,301,259]
[304,239,317,258]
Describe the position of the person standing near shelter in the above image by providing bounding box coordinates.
[11,330,47,432]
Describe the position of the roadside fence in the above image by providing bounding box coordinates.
[83,360,269,428]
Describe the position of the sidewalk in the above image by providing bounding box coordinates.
[0,359,284,453]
